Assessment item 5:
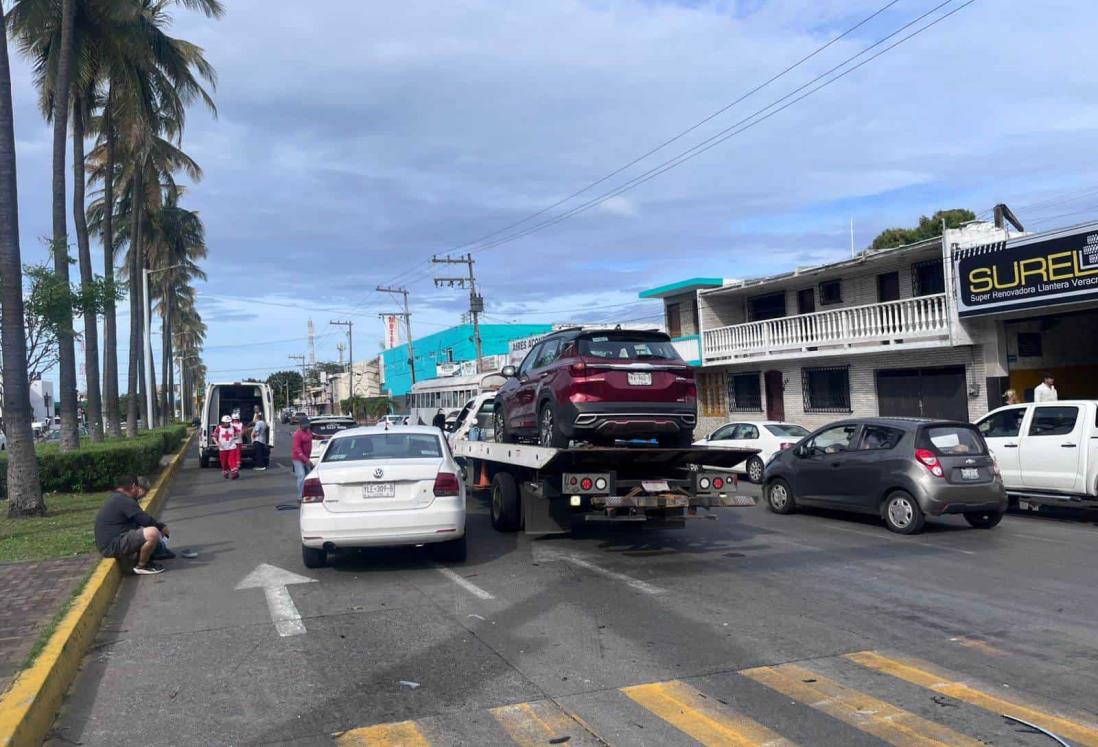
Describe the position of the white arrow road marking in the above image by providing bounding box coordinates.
[533,546,666,596]
[236,563,317,637]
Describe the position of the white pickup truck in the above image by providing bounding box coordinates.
[975,400,1098,509]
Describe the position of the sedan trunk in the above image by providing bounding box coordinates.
[316,459,442,513]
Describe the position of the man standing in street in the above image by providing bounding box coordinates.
[214,415,239,479]
[94,475,169,575]
[1034,373,1058,402]
[252,412,270,471]
[292,417,314,498]
[432,408,447,431]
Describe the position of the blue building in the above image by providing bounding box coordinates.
[381,323,552,397]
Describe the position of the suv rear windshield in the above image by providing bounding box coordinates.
[920,425,987,456]
[323,433,443,462]
[578,333,681,361]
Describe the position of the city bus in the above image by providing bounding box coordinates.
[408,371,506,425]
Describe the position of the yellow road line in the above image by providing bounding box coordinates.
[335,719,431,746]
[490,700,595,746]
[846,650,1098,747]
[741,663,983,747]
[621,680,795,746]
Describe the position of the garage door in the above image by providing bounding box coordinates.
[876,366,968,421]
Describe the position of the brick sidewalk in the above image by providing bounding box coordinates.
[0,555,97,694]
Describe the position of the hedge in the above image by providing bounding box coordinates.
[0,425,188,498]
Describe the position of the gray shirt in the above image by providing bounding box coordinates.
[252,419,269,445]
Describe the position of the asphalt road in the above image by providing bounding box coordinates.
[50,425,1098,746]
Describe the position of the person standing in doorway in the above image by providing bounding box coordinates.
[1002,389,1020,405]
[214,415,238,479]
[292,417,315,498]
[1034,373,1058,402]
[252,412,270,471]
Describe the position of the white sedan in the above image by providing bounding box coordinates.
[299,425,466,568]
[695,421,810,483]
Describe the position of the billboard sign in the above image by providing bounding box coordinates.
[383,315,400,349]
[954,222,1098,317]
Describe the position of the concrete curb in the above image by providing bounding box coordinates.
[0,430,195,747]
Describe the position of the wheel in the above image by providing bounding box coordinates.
[964,510,1003,529]
[883,490,926,534]
[538,402,569,449]
[746,456,765,484]
[430,533,468,563]
[199,452,210,468]
[493,406,514,443]
[302,544,328,568]
[766,478,796,514]
[490,472,522,531]
[657,431,694,448]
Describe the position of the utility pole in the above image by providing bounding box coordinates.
[288,354,306,413]
[330,320,354,418]
[377,286,416,385]
[432,253,484,372]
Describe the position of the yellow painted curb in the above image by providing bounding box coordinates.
[0,430,195,747]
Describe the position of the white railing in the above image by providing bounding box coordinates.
[703,293,949,362]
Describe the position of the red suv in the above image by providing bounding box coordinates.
[494,328,697,448]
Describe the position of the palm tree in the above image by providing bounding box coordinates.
[0,0,44,516]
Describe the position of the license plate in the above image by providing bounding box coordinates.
[363,482,395,498]
[627,372,652,386]
[960,468,979,480]
[641,480,671,493]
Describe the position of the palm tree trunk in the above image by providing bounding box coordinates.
[160,292,170,421]
[101,93,120,437]
[0,2,44,516]
[126,173,141,436]
[52,0,79,451]
[72,103,103,442]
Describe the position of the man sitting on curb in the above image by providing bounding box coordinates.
[94,474,170,576]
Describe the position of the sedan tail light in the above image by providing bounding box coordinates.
[301,477,325,503]
[433,471,462,497]
[915,448,944,478]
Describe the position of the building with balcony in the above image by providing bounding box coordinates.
[641,218,1098,434]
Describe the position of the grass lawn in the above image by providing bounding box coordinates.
[0,492,107,563]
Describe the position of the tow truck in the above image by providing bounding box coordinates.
[453,440,758,534]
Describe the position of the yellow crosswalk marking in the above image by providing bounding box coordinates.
[846,650,1098,747]
[490,700,597,746]
[621,679,795,746]
[334,719,431,746]
[741,663,983,747]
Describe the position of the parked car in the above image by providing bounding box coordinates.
[448,393,496,447]
[380,414,408,426]
[976,400,1098,510]
[290,411,308,425]
[763,418,1006,534]
[298,425,466,568]
[307,415,357,462]
[696,420,809,483]
[494,328,696,448]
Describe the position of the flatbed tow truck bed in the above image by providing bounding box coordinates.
[453,440,758,534]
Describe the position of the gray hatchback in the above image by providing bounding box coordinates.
[763,418,1007,534]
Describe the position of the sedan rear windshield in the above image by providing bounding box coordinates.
[578,334,681,361]
[765,424,809,438]
[323,433,443,462]
[921,426,987,456]
[311,420,356,436]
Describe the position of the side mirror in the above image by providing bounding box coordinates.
[501,365,517,378]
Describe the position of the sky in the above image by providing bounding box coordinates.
[10,0,1098,393]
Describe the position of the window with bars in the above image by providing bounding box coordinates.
[802,366,851,413]
[728,372,762,412]
[912,259,945,296]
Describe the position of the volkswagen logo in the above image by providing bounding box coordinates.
[373,467,384,479]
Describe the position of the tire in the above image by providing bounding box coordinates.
[199,452,210,468]
[302,544,328,569]
[490,471,522,532]
[766,478,796,514]
[964,510,1003,529]
[883,490,926,534]
[493,406,514,444]
[431,533,468,563]
[746,456,765,484]
[657,431,694,448]
[538,402,569,449]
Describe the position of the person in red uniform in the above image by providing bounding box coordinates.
[214,415,239,479]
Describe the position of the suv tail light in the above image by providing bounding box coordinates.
[301,477,325,503]
[569,361,587,377]
[433,471,462,497]
[915,448,944,478]
[990,455,1001,477]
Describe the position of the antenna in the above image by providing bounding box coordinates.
[307,319,317,368]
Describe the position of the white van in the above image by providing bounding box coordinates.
[199,382,275,468]
[976,400,1098,509]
